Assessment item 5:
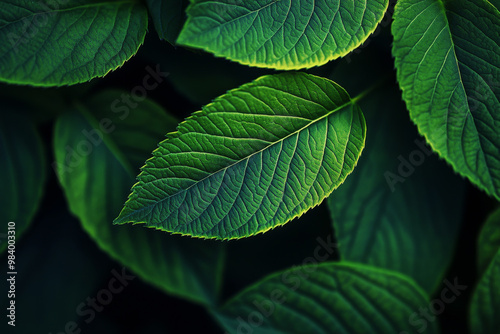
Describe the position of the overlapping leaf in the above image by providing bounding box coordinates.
[177,0,389,69]
[214,262,437,334]
[115,73,367,240]
[470,248,500,334]
[54,90,225,305]
[0,0,148,86]
[392,0,500,199]
[0,110,46,253]
[477,207,500,276]
[328,85,465,293]
[0,197,110,333]
[147,0,187,45]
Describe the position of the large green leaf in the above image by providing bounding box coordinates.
[477,207,500,276]
[328,84,465,293]
[214,262,438,334]
[392,0,500,200]
[0,110,46,253]
[146,0,187,45]
[54,90,225,306]
[0,0,148,86]
[115,73,367,240]
[177,0,389,70]
[469,248,500,334]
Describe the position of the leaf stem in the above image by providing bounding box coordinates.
[352,74,392,104]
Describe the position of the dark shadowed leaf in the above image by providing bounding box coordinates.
[469,248,500,334]
[328,84,466,293]
[177,0,389,69]
[0,0,148,86]
[147,0,187,45]
[53,90,225,305]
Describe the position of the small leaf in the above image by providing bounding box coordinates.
[469,248,500,334]
[0,0,148,86]
[214,262,438,334]
[0,110,46,253]
[54,90,225,305]
[177,0,389,70]
[328,84,466,293]
[115,72,367,240]
[477,207,500,276]
[147,0,187,45]
[392,0,500,200]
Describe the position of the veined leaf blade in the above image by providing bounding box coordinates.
[177,0,389,70]
[115,72,367,240]
[54,90,225,305]
[470,248,500,334]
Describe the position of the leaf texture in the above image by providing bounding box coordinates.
[392,0,500,199]
[0,0,148,86]
[177,0,389,69]
[115,72,367,240]
[214,262,438,334]
[470,248,500,334]
[54,91,225,305]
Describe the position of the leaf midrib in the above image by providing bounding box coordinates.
[116,91,363,223]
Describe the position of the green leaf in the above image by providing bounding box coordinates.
[115,72,367,240]
[177,0,389,70]
[470,248,500,334]
[54,90,225,305]
[214,262,438,334]
[328,84,466,293]
[392,0,500,200]
[0,110,46,253]
[224,202,338,297]
[147,0,187,45]
[0,0,148,86]
[477,207,500,276]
